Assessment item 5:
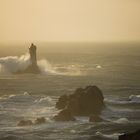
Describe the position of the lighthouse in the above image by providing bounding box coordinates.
[15,43,40,74]
[29,43,37,67]
[26,43,40,73]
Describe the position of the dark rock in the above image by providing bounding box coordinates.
[53,109,76,121]
[56,94,68,109]
[17,119,33,126]
[16,64,40,74]
[34,117,46,125]
[119,129,140,140]
[89,115,103,122]
[56,86,104,116]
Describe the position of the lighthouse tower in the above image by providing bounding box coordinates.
[25,43,40,73]
[29,43,37,67]
[15,43,40,74]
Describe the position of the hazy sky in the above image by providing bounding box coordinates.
[0,0,140,43]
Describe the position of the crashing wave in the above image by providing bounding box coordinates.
[0,54,82,76]
[0,54,30,74]
[0,44,82,76]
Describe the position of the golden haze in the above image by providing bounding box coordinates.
[0,0,140,43]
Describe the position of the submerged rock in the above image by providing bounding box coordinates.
[17,119,33,126]
[17,64,40,74]
[56,86,104,115]
[34,117,46,125]
[53,109,76,121]
[56,94,68,110]
[119,129,140,140]
[89,115,103,122]
[17,117,46,126]
[54,85,104,121]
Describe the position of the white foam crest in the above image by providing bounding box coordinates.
[105,96,140,105]
[104,98,129,105]
[96,64,102,69]
[24,106,57,119]
[0,53,30,74]
[129,95,140,102]
[0,93,30,101]
[8,94,16,98]
[34,96,54,106]
[37,59,58,75]
[23,92,30,96]
[3,92,34,103]
[113,118,129,124]
[96,131,122,140]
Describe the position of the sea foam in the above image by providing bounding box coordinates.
[0,53,82,76]
[0,53,30,74]
[113,118,129,124]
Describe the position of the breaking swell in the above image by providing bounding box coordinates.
[0,54,82,76]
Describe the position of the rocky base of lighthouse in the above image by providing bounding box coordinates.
[16,64,41,74]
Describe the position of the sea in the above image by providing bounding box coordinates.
[0,42,140,140]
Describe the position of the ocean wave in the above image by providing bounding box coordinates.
[0,93,58,119]
[0,53,105,76]
[96,131,122,140]
[104,95,140,105]
[129,95,140,102]
[40,61,83,76]
[0,53,30,74]
[7,92,32,100]
[0,92,30,100]
[96,64,102,69]
[0,94,56,110]
[34,96,55,106]
[0,54,83,76]
[0,93,37,108]
[113,118,129,124]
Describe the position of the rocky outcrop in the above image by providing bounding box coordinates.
[17,120,33,126]
[89,115,103,122]
[17,117,46,126]
[34,117,46,125]
[54,86,104,121]
[119,129,140,140]
[16,64,40,74]
[56,94,68,110]
[53,109,76,121]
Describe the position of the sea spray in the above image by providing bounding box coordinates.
[0,53,83,76]
[0,54,59,74]
[38,60,83,76]
[37,59,58,75]
[0,53,30,74]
